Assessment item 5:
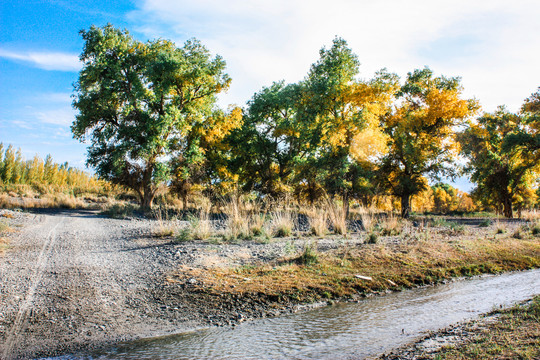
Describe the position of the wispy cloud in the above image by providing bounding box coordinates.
[0,49,80,71]
[35,108,76,126]
[130,0,540,112]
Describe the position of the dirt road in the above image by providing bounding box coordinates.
[0,209,308,359]
[0,210,202,359]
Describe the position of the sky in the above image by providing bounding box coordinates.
[1,0,539,192]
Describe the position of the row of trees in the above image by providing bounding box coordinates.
[72,25,540,217]
[0,143,104,193]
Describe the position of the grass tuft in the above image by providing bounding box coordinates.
[367,232,379,244]
[327,201,347,235]
[305,207,328,237]
[531,222,540,236]
[295,242,319,265]
[270,211,294,238]
[101,203,136,219]
[478,219,492,227]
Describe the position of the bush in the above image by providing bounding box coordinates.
[295,243,318,265]
[367,232,378,244]
[531,223,540,236]
[478,219,492,227]
[101,203,136,219]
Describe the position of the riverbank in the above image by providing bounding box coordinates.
[0,208,538,359]
[378,295,540,360]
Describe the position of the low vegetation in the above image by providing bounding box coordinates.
[169,226,540,302]
[0,219,12,254]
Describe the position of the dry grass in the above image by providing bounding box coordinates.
[378,212,403,235]
[432,296,540,360]
[327,200,347,235]
[222,197,251,240]
[522,209,540,221]
[190,210,213,240]
[358,206,376,233]
[0,237,9,254]
[0,192,87,209]
[170,233,540,301]
[304,206,328,237]
[0,220,12,233]
[0,220,12,255]
[248,213,267,237]
[269,210,295,238]
[152,206,177,238]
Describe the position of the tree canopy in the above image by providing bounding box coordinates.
[459,96,540,217]
[72,24,235,210]
[378,68,478,217]
[70,26,539,216]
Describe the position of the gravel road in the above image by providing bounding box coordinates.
[0,209,329,359]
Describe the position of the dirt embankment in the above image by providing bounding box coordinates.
[0,209,538,359]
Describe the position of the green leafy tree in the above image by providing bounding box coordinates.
[298,38,397,209]
[170,106,242,209]
[459,101,540,218]
[228,81,307,198]
[0,143,4,185]
[379,67,477,218]
[72,25,231,210]
[2,145,15,184]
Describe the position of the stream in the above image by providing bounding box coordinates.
[55,269,540,360]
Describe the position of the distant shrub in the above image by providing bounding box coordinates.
[478,219,492,227]
[512,229,523,239]
[102,203,136,219]
[531,223,540,236]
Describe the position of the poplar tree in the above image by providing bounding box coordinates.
[72,25,232,210]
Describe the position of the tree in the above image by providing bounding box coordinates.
[459,103,540,218]
[227,81,307,198]
[378,67,477,218]
[72,25,231,210]
[170,106,242,209]
[298,38,397,210]
[1,145,15,184]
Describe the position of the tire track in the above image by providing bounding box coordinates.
[1,216,65,360]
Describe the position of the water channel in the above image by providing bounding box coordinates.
[56,269,540,359]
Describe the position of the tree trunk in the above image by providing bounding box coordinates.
[502,195,513,218]
[401,193,411,218]
[342,189,350,220]
[140,188,156,212]
[182,191,188,212]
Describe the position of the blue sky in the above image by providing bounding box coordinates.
[1,0,539,192]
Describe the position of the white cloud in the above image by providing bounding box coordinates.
[10,120,34,130]
[0,49,80,71]
[35,108,76,126]
[40,92,73,103]
[129,0,540,112]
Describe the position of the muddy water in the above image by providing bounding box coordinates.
[68,269,540,360]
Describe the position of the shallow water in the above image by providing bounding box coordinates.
[57,269,540,360]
